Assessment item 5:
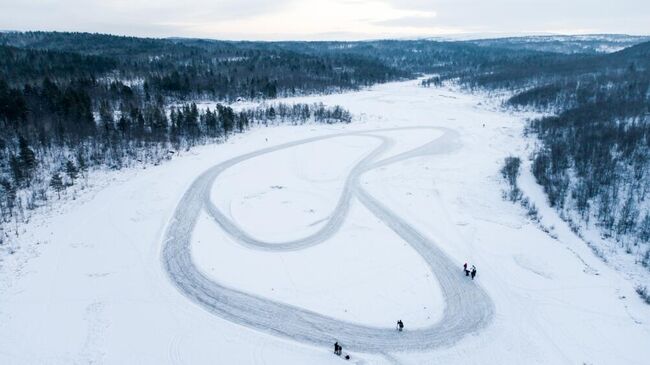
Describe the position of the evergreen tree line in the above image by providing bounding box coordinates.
[0,32,404,101]
[0,97,351,242]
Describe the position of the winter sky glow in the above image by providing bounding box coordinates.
[1,0,649,40]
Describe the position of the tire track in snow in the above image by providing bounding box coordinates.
[162,126,494,353]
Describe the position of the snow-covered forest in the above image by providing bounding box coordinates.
[2,31,650,268]
[486,43,650,267]
[0,32,365,243]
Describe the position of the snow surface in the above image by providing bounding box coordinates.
[196,133,445,328]
[1,79,649,364]
[165,125,492,354]
[209,135,377,242]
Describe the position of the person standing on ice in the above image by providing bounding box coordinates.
[471,266,477,280]
[397,320,404,332]
[464,263,470,277]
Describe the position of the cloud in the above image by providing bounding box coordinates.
[0,0,296,38]
[373,14,438,29]
[381,0,650,35]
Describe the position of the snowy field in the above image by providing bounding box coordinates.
[1,79,649,364]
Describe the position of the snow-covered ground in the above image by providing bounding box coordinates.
[1,79,649,364]
[196,132,445,328]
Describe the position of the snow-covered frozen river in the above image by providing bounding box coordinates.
[1,79,649,364]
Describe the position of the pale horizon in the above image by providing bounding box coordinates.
[1,0,649,41]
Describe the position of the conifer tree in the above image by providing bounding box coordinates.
[18,136,36,174]
[49,172,64,198]
[65,160,78,182]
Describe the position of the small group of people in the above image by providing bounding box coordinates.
[334,342,350,359]
[463,262,477,280]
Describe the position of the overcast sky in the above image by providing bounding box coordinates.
[1,0,649,40]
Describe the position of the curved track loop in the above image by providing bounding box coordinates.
[162,127,494,353]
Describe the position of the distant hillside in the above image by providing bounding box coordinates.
[467,34,650,54]
[0,31,404,100]
[435,38,650,262]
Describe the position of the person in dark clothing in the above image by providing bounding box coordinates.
[397,320,404,332]
[471,266,477,280]
[334,342,341,356]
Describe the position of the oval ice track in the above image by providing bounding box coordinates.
[161,127,494,353]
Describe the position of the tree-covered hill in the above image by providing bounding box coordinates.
[0,31,405,100]
[443,39,650,261]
